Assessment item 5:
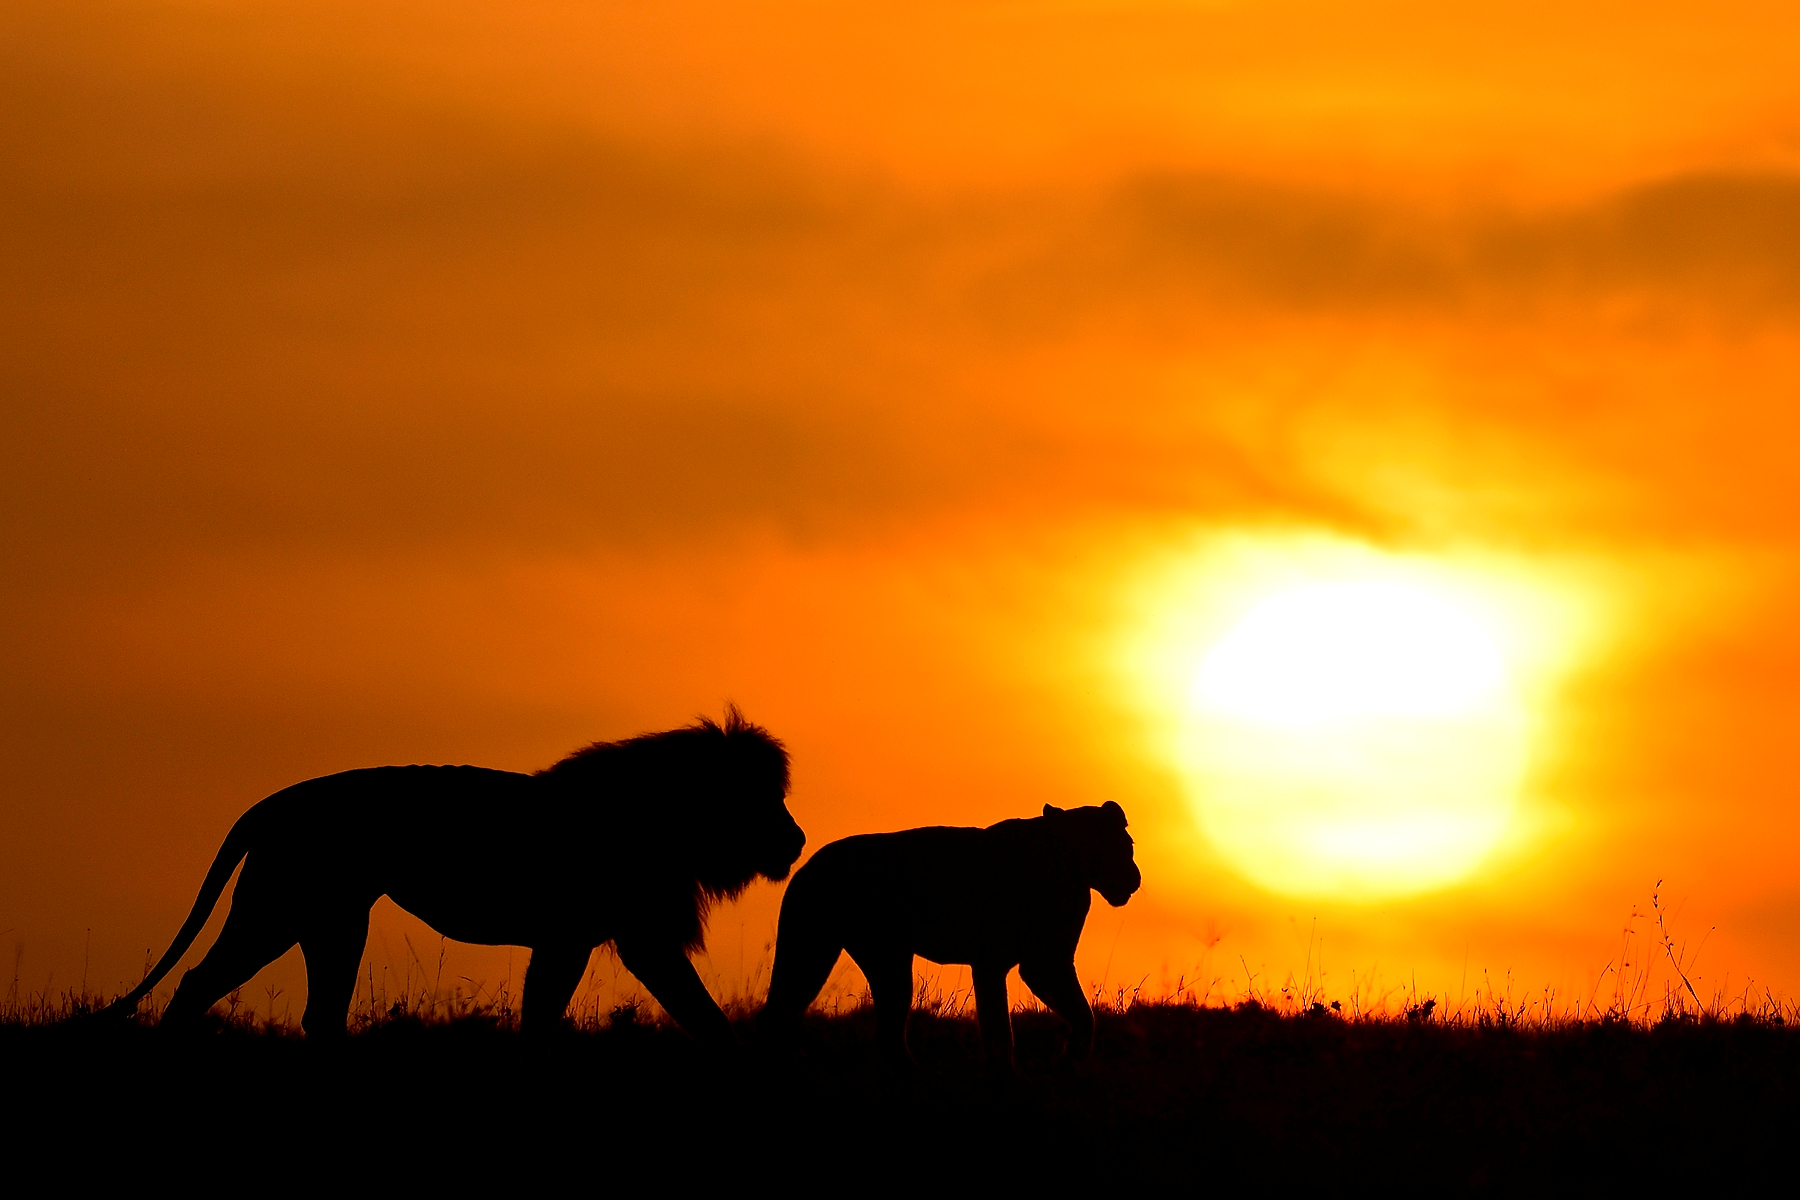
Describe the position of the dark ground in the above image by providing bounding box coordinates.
[7,1003,1797,1186]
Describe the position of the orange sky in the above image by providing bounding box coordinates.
[5,0,1800,1019]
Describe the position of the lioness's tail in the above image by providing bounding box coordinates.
[94,805,266,1021]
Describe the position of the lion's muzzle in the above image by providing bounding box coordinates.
[763,819,806,881]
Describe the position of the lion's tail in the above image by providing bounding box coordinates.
[94,804,266,1022]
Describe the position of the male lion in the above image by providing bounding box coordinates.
[759,802,1140,1067]
[100,707,804,1044]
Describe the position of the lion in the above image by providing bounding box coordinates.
[99,707,804,1043]
[758,802,1140,1068]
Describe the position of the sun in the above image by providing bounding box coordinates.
[1194,583,1507,726]
[1179,577,1529,901]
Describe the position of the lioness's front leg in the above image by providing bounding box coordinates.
[613,934,737,1051]
[1019,958,1093,1060]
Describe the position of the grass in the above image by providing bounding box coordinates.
[5,889,1784,1182]
[5,974,1797,1187]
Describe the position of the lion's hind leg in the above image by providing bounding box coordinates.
[161,880,298,1029]
[297,908,371,1039]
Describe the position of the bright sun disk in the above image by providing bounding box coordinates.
[1194,582,1507,724]
[1182,579,1527,901]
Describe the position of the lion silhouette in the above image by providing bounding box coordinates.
[758,802,1140,1067]
[100,707,803,1043]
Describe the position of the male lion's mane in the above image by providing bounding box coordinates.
[535,704,793,950]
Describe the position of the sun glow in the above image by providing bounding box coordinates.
[1122,535,1585,903]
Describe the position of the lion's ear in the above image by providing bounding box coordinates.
[1043,803,1064,817]
[1101,800,1127,826]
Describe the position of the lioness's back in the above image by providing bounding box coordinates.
[782,823,1054,958]
[799,825,989,881]
[792,824,1015,901]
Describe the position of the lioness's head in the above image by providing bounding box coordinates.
[1043,800,1141,907]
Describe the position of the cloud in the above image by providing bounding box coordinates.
[6,0,1799,571]
[1012,171,1800,315]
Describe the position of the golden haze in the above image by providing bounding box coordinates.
[5,0,1800,1016]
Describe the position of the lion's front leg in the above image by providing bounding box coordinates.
[614,935,737,1051]
[521,943,594,1032]
[1019,957,1093,1060]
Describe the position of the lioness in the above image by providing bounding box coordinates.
[759,802,1140,1067]
[100,708,804,1044]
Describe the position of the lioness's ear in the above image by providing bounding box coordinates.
[1043,803,1064,817]
[1102,800,1127,826]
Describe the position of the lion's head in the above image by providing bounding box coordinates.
[685,705,805,894]
[1043,800,1141,907]
[540,704,805,903]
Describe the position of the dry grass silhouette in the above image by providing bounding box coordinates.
[7,881,1789,1034]
[7,885,1795,1184]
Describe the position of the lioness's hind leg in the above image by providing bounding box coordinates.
[1019,958,1093,1060]
[298,909,370,1039]
[850,949,915,1064]
[972,964,1015,1071]
[760,932,842,1043]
